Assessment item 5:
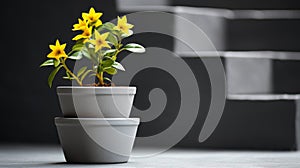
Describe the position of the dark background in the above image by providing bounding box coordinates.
[1,0,117,144]
[1,0,300,145]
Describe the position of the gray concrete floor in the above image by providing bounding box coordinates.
[1,144,300,168]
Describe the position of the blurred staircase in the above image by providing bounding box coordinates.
[115,1,300,150]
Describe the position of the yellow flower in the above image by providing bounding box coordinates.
[89,31,110,52]
[72,26,92,41]
[82,7,102,27]
[72,18,88,31]
[47,40,68,61]
[113,16,134,35]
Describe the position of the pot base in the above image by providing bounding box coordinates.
[55,117,139,164]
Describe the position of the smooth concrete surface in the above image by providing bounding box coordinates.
[1,144,300,168]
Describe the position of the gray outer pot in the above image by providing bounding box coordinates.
[55,117,140,163]
[57,86,136,118]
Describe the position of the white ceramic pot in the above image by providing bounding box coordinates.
[56,86,136,118]
[55,117,140,163]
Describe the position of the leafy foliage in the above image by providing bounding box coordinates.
[40,7,145,87]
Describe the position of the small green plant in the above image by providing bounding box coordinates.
[40,7,145,87]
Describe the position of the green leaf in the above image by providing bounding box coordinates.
[103,49,116,57]
[81,49,91,60]
[103,77,111,82]
[98,65,103,73]
[80,70,93,82]
[103,22,115,30]
[48,65,63,88]
[63,71,74,80]
[97,22,116,32]
[66,71,71,78]
[68,41,85,55]
[87,48,97,57]
[102,58,114,68]
[112,62,125,71]
[111,30,122,37]
[77,66,87,77]
[81,48,98,64]
[124,43,145,53]
[89,73,97,78]
[63,76,74,80]
[54,59,60,67]
[67,50,76,56]
[104,67,117,75]
[121,30,133,38]
[40,59,54,67]
[87,48,98,63]
[68,51,83,60]
[72,42,84,51]
[107,33,118,45]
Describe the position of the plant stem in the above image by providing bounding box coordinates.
[100,72,104,85]
[112,48,125,60]
[60,59,82,86]
[96,72,104,86]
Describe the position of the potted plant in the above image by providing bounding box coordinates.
[40,7,145,163]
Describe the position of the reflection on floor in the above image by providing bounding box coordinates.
[1,144,300,168]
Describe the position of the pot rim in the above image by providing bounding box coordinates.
[55,117,140,126]
[57,86,136,95]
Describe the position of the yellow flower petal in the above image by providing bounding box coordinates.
[72,35,84,41]
[120,16,127,24]
[88,39,96,45]
[55,39,60,46]
[101,32,109,39]
[94,20,102,27]
[94,13,101,20]
[72,26,92,41]
[127,23,134,29]
[91,31,111,52]
[47,40,68,61]
[72,18,88,31]
[60,43,66,50]
[94,30,101,39]
[82,13,89,21]
[89,7,95,14]
[103,42,111,49]
[95,44,102,52]
[115,15,134,35]
[113,25,119,31]
[49,45,56,50]
[82,7,103,25]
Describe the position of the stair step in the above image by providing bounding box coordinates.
[178,51,300,94]
[114,4,300,150]
[116,1,172,13]
[116,6,300,51]
[179,94,300,150]
[172,0,300,10]
[227,13,300,51]
[117,0,300,10]
[125,56,300,150]
[174,7,300,51]
[227,94,300,100]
